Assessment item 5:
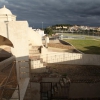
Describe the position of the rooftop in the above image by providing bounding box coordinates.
[0,5,12,15]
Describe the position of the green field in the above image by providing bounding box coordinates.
[64,39,100,54]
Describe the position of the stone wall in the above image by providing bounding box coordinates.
[30,52,100,73]
[30,60,46,73]
[41,52,100,65]
[28,28,42,46]
[0,21,30,80]
[0,21,29,58]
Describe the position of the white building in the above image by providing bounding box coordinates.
[0,6,46,82]
[33,29,45,37]
[0,5,16,22]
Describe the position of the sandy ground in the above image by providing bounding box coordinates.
[48,43,73,49]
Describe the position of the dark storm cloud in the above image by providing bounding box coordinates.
[0,0,100,28]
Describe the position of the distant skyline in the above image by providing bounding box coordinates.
[0,0,100,28]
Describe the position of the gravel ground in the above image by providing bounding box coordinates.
[47,63,100,83]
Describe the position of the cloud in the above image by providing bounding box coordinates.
[0,0,8,6]
[0,0,8,3]
[0,0,100,28]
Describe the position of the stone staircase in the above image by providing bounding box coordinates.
[30,54,47,66]
[29,45,47,66]
[52,77,70,99]
[29,47,48,73]
[29,46,41,56]
[41,77,71,100]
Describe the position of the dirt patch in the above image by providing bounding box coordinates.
[48,43,73,50]
[47,63,100,83]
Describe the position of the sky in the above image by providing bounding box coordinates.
[0,0,100,28]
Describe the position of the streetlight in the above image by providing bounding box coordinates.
[42,22,43,30]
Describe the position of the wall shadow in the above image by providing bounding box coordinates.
[79,46,100,55]
[0,48,12,62]
[59,39,71,45]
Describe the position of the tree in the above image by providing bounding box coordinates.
[44,28,54,35]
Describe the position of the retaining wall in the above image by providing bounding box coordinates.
[41,52,100,65]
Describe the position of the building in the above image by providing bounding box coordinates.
[0,5,48,100]
[62,26,68,29]
[33,29,45,37]
[55,26,62,29]
[0,5,16,22]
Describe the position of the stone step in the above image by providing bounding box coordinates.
[43,62,47,66]
[45,77,71,98]
[29,56,40,60]
[40,58,43,63]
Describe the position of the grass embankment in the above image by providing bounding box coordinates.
[64,39,100,54]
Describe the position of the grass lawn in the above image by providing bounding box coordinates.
[64,39,100,54]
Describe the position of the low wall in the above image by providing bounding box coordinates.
[41,52,100,65]
[42,39,60,44]
[30,60,47,73]
[0,56,15,71]
[30,52,100,73]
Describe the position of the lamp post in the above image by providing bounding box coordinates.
[42,22,43,30]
